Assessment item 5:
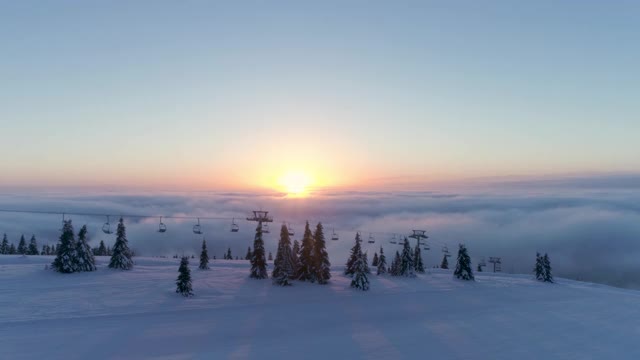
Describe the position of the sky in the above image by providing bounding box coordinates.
[1,0,639,191]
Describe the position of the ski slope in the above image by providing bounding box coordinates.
[0,255,638,360]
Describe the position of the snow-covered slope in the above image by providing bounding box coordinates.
[0,256,638,359]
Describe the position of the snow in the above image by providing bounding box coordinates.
[1,255,639,359]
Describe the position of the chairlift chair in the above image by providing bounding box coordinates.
[230,218,239,232]
[389,234,397,244]
[331,229,339,241]
[288,223,295,237]
[158,217,167,233]
[102,216,113,234]
[262,223,270,234]
[368,233,375,244]
[193,218,203,235]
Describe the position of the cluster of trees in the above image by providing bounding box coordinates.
[534,252,553,283]
[0,234,53,255]
[92,240,113,256]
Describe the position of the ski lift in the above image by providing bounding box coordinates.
[288,223,295,237]
[367,233,375,244]
[442,245,450,256]
[158,217,167,233]
[193,218,202,235]
[230,218,239,232]
[423,242,430,251]
[389,234,397,244]
[331,228,339,241]
[102,216,113,234]
[262,223,270,234]
[479,257,487,266]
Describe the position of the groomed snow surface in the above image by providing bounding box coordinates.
[1,256,639,360]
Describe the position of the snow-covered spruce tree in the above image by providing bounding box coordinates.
[97,240,107,256]
[296,221,315,282]
[226,247,232,260]
[291,239,300,275]
[272,224,295,286]
[313,222,331,284]
[377,247,387,275]
[75,225,96,272]
[372,252,379,267]
[41,244,47,255]
[400,238,416,277]
[245,246,253,260]
[108,218,133,270]
[345,232,363,276]
[250,222,268,279]
[9,243,16,254]
[350,253,370,291]
[440,254,449,269]
[176,256,193,297]
[1,234,9,254]
[199,239,210,270]
[453,244,474,281]
[542,253,554,283]
[17,235,27,255]
[28,235,39,255]
[534,252,544,281]
[414,246,425,273]
[52,220,77,273]
[363,252,371,274]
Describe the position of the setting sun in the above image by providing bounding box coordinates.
[277,171,313,196]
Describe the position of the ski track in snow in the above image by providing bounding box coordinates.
[0,255,639,360]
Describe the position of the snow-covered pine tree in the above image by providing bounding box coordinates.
[372,252,379,267]
[97,240,107,256]
[453,244,474,281]
[0,234,9,254]
[245,246,253,260]
[345,232,363,276]
[17,235,27,255]
[272,223,295,286]
[400,238,416,277]
[52,220,77,273]
[350,253,370,291]
[377,247,387,275]
[363,252,371,274]
[291,239,300,275]
[41,244,47,255]
[414,246,425,273]
[391,251,401,276]
[75,225,96,272]
[268,252,273,261]
[226,248,232,260]
[108,218,133,270]
[542,253,554,283]
[534,252,544,281]
[312,222,331,284]
[9,243,16,254]
[176,256,194,297]
[199,239,210,270]
[440,254,449,269]
[296,221,315,282]
[249,222,268,279]
[28,235,38,255]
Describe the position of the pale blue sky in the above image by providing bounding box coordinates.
[1,0,638,190]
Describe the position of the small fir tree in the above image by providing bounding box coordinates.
[108,218,133,270]
[75,225,96,272]
[296,221,315,282]
[28,235,39,255]
[272,224,295,286]
[199,239,210,270]
[0,234,9,254]
[377,247,387,275]
[17,235,27,255]
[268,252,273,261]
[363,252,371,274]
[9,243,16,254]
[345,232,363,276]
[441,254,449,269]
[245,246,253,260]
[312,222,331,284]
[534,252,544,281]
[52,220,77,273]
[350,253,370,291]
[453,244,474,281]
[97,240,107,256]
[249,222,268,279]
[41,244,47,255]
[542,253,554,283]
[414,246,425,273]
[291,239,300,275]
[400,238,416,277]
[477,263,483,272]
[226,248,232,260]
[390,251,402,276]
[372,252,379,267]
[176,257,194,297]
